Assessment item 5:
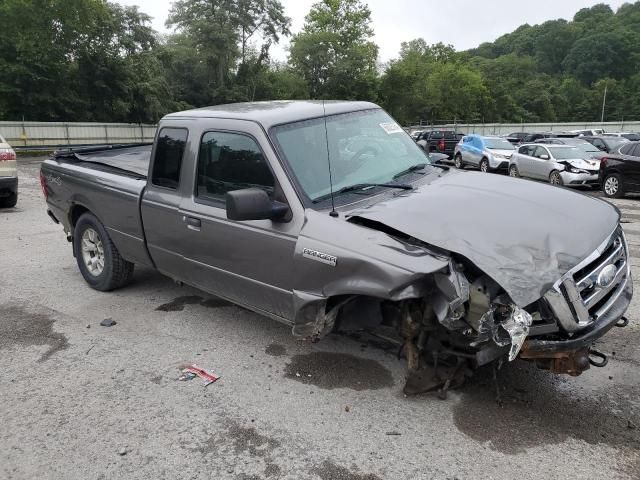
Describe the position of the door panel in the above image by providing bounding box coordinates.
[530,146,550,179]
[516,146,535,177]
[140,127,189,278]
[624,144,640,187]
[179,130,298,319]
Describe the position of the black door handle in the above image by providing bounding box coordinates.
[184,216,201,231]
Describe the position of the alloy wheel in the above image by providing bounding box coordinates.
[604,176,619,196]
[81,228,105,276]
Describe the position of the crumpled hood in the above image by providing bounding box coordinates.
[348,170,619,307]
[564,158,600,170]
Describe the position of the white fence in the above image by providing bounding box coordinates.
[409,121,640,135]
[0,121,157,148]
[3,120,639,148]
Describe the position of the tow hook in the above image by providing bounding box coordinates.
[616,316,629,328]
[588,349,608,368]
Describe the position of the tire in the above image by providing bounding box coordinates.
[454,154,463,169]
[480,158,490,173]
[508,165,519,178]
[603,173,624,198]
[0,191,17,208]
[73,212,134,291]
[549,170,564,186]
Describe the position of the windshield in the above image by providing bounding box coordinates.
[484,138,514,150]
[271,109,430,203]
[573,143,600,156]
[548,147,583,159]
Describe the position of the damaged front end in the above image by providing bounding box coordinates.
[293,226,632,397]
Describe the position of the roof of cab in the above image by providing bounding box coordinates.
[162,100,381,130]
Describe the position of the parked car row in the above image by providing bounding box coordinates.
[450,131,640,200]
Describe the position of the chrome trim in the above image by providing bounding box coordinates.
[544,226,629,333]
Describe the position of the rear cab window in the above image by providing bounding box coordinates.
[151,127,188,189]
[195,131,275,205]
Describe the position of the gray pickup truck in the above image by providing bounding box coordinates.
[41,101,632,394]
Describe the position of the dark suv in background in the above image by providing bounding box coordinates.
[415,130,461,158]
[583,136,629,154]
[599,141,640,198]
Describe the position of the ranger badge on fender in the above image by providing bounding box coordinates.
[302,248,337,267]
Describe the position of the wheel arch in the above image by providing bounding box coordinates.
[69,203,91,229]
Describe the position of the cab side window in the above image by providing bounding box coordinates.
[631,144,640,158]
[151,128,188,189]
[196,131,275,203]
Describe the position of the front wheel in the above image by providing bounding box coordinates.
[508,165,520,178]
[480,159,489,173]
[73,212,134,291]
[603,173,624,198]
[549,170,564,186]
[454,154,463,169]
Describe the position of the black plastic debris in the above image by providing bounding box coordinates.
[100,318,116,327]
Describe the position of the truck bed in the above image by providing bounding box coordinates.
[43,143,154,269]
[52,144,152,177]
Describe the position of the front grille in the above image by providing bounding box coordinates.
[544,228,630,332]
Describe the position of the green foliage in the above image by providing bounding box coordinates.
[385,2,640,124]
[1,0,640,125]
[289,0,379,100]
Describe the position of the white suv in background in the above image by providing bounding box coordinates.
[0,133,18,208]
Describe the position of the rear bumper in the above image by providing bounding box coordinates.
[0,176,17,197]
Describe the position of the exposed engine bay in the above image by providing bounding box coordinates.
[314,247,630,397]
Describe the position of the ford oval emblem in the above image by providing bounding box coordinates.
[597,264,617,288]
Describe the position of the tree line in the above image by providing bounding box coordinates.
[1,0,639,126]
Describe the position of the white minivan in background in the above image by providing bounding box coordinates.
[0,133,18,208]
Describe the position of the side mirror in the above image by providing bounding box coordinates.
[226,188,289,222]
[540,154,550,160]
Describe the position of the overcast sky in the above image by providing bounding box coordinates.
[117,0,628,61]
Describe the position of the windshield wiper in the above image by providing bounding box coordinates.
[393,163,429,179]
[393,162,448,179]
[312,182,413,204]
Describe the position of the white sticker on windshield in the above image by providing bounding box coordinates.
[379,122,403,135]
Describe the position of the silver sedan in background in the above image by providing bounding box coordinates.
[508,144,600,187]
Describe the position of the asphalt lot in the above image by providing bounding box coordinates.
[1,158,639,480]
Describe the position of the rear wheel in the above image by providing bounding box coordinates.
[549,170,564,186]
[0,191,17,208]
[73,212,134,291]
[508,165,519,178]
[603,173,624,198]
[480,158,489,173]
[454,154,463,169]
